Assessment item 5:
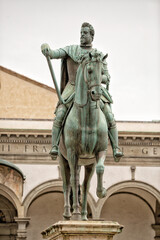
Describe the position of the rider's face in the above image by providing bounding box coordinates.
[80,27,92,45]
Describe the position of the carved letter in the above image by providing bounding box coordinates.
[8,145,10,152]
[33,145,38,152]
[25,145,29,152]
[142,148,148,154]
[1,145,10,152]
[42,146,47,153]
[153,148,157,155]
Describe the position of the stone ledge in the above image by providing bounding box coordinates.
[41,221,123,240]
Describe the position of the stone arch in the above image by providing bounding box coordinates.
[23,180,63,216]
[100,191,155,240]
[0,194,18,239]
[0,183,23,217]
[23,179,96,218]
[96,180,160,219]
[0,195,17,222]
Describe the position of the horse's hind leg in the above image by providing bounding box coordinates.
[67,149,81,220]
[59,152,71,220]
[81,163,95,221]
[96,150,107,198]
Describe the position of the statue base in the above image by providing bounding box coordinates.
[41,220,123,240]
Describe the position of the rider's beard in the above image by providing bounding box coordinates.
[80,38,92,47]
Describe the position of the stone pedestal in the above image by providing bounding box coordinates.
[41,221,123,240]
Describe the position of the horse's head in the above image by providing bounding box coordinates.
[83,50,108,101]
[75,50,108,106]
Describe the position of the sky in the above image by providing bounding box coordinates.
[0,0,160,121]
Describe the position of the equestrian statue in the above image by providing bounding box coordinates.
[41,22,123,221]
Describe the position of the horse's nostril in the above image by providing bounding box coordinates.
[92,91,95,95]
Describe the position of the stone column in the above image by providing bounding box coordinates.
[14,217,30,240]
[41,221,123,240]
[152,224,160,240]
[152,200,160,239]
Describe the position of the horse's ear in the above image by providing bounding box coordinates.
[102,53,108,61]
[89,52,92,59]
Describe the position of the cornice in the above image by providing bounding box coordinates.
[0,129,159,145]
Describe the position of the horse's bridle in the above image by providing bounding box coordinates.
[74,59,103,108]
[82,59,103,96]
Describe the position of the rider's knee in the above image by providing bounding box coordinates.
[104,103,114,119]
[103,103,117,129]
[53,104,67,127]
[109,120,116,129]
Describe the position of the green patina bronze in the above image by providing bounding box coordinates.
[41,22,123,221]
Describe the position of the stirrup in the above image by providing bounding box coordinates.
[113,147,123,162]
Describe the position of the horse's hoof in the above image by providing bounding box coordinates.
[63,207,71,220]
[81,215,88,221]
[96,187,107,198]
[81,211,88,221]
[63,213,71,220]
[63,215,71,221]
[71,213,81,221]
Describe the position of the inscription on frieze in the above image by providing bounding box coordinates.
[107,145,160,157]
[0,135,159,165]
[142,147,158,155]
[0,144,51,154]
[121,146,160,157]
[0,143,160,157]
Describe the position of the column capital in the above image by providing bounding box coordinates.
[152,224,160,239]
[14,217,30,223]
[14,217,30,240]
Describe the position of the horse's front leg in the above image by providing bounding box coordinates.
[96,150,107,198]
[59,152,71,220]
[67,148,81,220]
[81,163,95,221]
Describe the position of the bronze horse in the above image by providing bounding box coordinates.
[59,51,108,221]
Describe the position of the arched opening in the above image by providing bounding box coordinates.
[24,180,94,239]
[98,181,159,240]
[26,191,64,240]
[100,192,155,240]
[0,195,18,240]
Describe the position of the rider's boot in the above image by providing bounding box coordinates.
[102,102,123,162]
[109,123,123,162]
[50,125,60,156]
[50,104,67,156]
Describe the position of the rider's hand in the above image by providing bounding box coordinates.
[41,43,51,57]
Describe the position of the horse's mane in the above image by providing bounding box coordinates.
[78,49,104,64]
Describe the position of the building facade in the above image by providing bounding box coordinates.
[0,66,160,240]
